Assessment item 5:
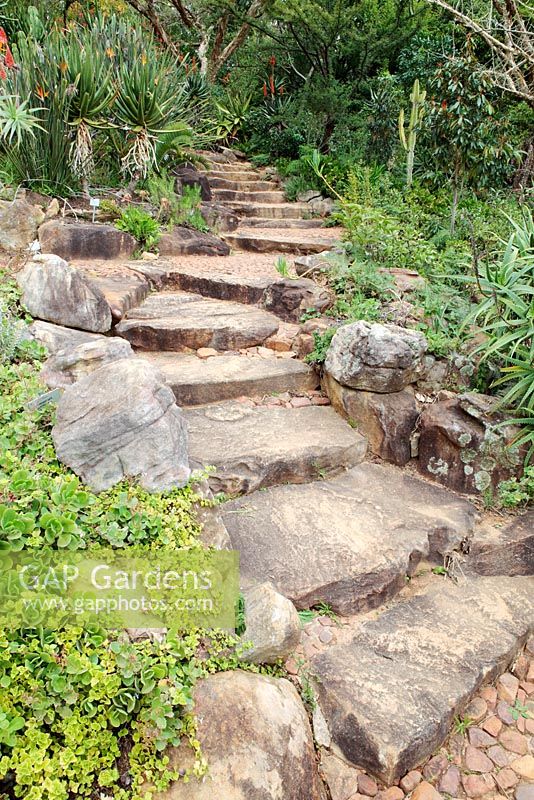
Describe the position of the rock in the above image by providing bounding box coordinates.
[239,582,300,664]
[499,729,528,755]
[155,670,323,800]
[39,220,136,260]
[29,320,106,356]
[158,226,230,256]
[497,672,519,703]
[488,745,511,767]
[469,727,497,747]
[439,766,460,795]
[185,402,366,496]
[116,293,279,352]
[418,393,524,496]
[496,768,519,791]
[310,576,533,784]
[42,338,134,388]
[325,321,427,393]
[462,774,495,798]
[262,278,334,323]
[411,782,442,800]
[469,512,534,576]
[298,190,322,203]
[482,717,502,737]
[382,268,426,294]
[516,785,534,800]
[174,163,212,201]
[222,462,476,615]
[358,774,378,797]
[52,359,189,492]
[400,771,422,793]
[422,754,448,782]
[465,745,494,773]
[323,374,418,466]
[417,356,451,393]
[0,198,45,251]
[200,201,239,232]
[18,255,112,333]
[45,198,60,219]
[309,196,335,217]
[320,752,360,800]
[465,696,488,722]
[511,756,534,780]
[313,705,332,748]
[142,352,317,407]
[294,251,333,279]
[376,788,404,800]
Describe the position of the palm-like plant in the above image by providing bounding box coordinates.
[467,209,534,463]
[0,95,44,147]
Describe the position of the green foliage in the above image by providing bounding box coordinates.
[498,467,534,508]
[115,207,160,251]
[215,89,253,142]
[0,95,44,148]
[147,176,209,232]
[304,328,336,366]
[467,210,534,463]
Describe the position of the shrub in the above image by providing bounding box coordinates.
[115,207,160,251]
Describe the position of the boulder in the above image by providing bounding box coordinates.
[39,220,136,260]
[29,320,107,356]
[325,321,427,393]
[41,338,134,388]
[418,393,524,495]
[155,670,323,800]
[158,226,230,257]
[262,278,335,323]
[0,198,45,251]
[174,163,212,201]
[239,582,301,664]
[309,196,335,217]
[52,359,190,492]
[469,511,533,576]
[18,255,112,333]
[200,201,239,232]
[323,373,418,466]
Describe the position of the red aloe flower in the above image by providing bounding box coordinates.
[4,46,14,68]
[269,75,275,95]
[262,82,267,97]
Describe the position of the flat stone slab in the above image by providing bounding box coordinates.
[116,292,279,351]
[73,264,150,320]
[142,267,272,305]
[222,462,477,614]
[311,575,534,784]
[469,510,534,576]
[185,401,367,495]
[225,231,338,255]
[141,353,318,406]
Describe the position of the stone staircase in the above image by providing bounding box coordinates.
[201,153,341,254]
[105,150,533,793]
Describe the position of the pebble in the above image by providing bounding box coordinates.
[290,396,312,408]
[423,754,448,782]
[513,655,530,681]
[196,347,218,358]
[480,686,498,708]
[375,788,404,800]
[400,771,422,793]
[482,716,503,737]
[499,729,528,755]
[318,627,334,644]
[411,780,443,800]
[358,774,378,796]
[496,700,515,725]
[312,395,331,405]
[510,755,534,780]
[465,697,489,722]
[462,773,495,797]
[438,765,460,795]
[487,745,512,767]
[498,673,520,704]
[469,727,497,747]
[495,768,519,790]
[465,745,495,773]
[516,784,534,800]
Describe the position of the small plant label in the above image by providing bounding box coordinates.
[26,388,62,411]
[89,197,100,222]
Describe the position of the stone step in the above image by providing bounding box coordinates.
[115,292,279,352]
[209,177,277,192]
[140,352,319,406]
[185,401,367,495]
[212,189,286,203]
[243,217,327,229]
[225,230,338,255]
[201,151,251,165]
[134,265,272,305]
[207,169,263,182]
[310,574,533,784]
[227,202,311,219]
[222,461,477,614]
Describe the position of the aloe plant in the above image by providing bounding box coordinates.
[398,79,426,188]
